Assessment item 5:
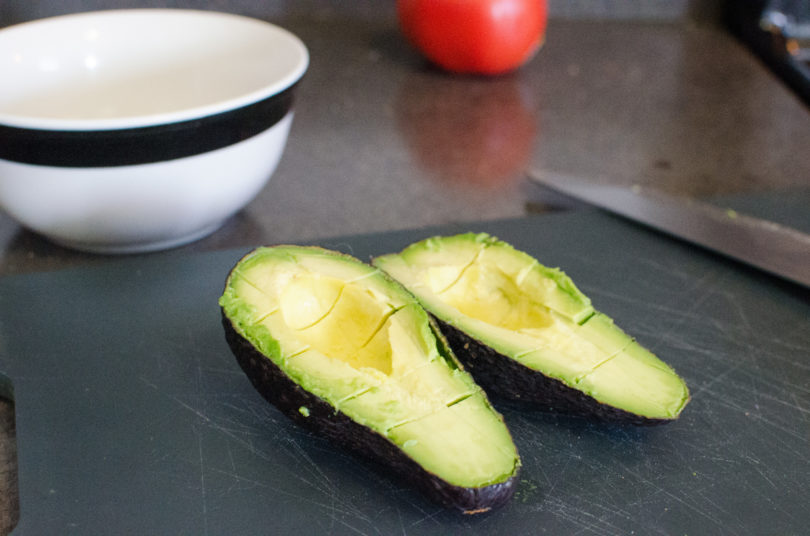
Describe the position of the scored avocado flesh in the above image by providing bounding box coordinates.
[219,246,519,489]
[374,234,690,420]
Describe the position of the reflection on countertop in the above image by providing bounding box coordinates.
[395,72,538,188]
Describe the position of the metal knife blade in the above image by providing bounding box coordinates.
[528,170,810,288]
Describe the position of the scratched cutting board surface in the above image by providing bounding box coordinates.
[1,210,809,535]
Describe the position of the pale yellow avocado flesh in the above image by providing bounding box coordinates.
[219,246,519,487]
[373,234,690,420]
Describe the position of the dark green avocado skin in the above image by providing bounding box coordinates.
[221,310,519,513]
[433,318,670,426]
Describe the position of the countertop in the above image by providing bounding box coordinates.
[1,6,809,533]
[2,10,809,276]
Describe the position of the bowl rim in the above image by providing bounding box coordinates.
[0,8,309,132]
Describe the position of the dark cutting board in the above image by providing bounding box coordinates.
[1,210,808,535]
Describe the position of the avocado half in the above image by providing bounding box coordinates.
[373,233,690,425]
[219,245,520,513]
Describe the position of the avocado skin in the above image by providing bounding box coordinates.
[221,310,519,513]
[433,317,671,426]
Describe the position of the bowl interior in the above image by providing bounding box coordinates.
[0,9,308,130]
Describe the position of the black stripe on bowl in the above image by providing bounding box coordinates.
[0,84,296,168]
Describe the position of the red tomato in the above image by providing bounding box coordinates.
[397,0,548,75]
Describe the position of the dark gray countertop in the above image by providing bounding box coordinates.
[1,5,809,533]
[1,8,808,276]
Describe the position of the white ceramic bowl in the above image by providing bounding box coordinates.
[0,9,308,253]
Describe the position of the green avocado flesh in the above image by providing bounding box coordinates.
[219,246,519,491]
[373,233,690,421]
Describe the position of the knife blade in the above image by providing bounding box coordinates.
[528,169,810,288]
